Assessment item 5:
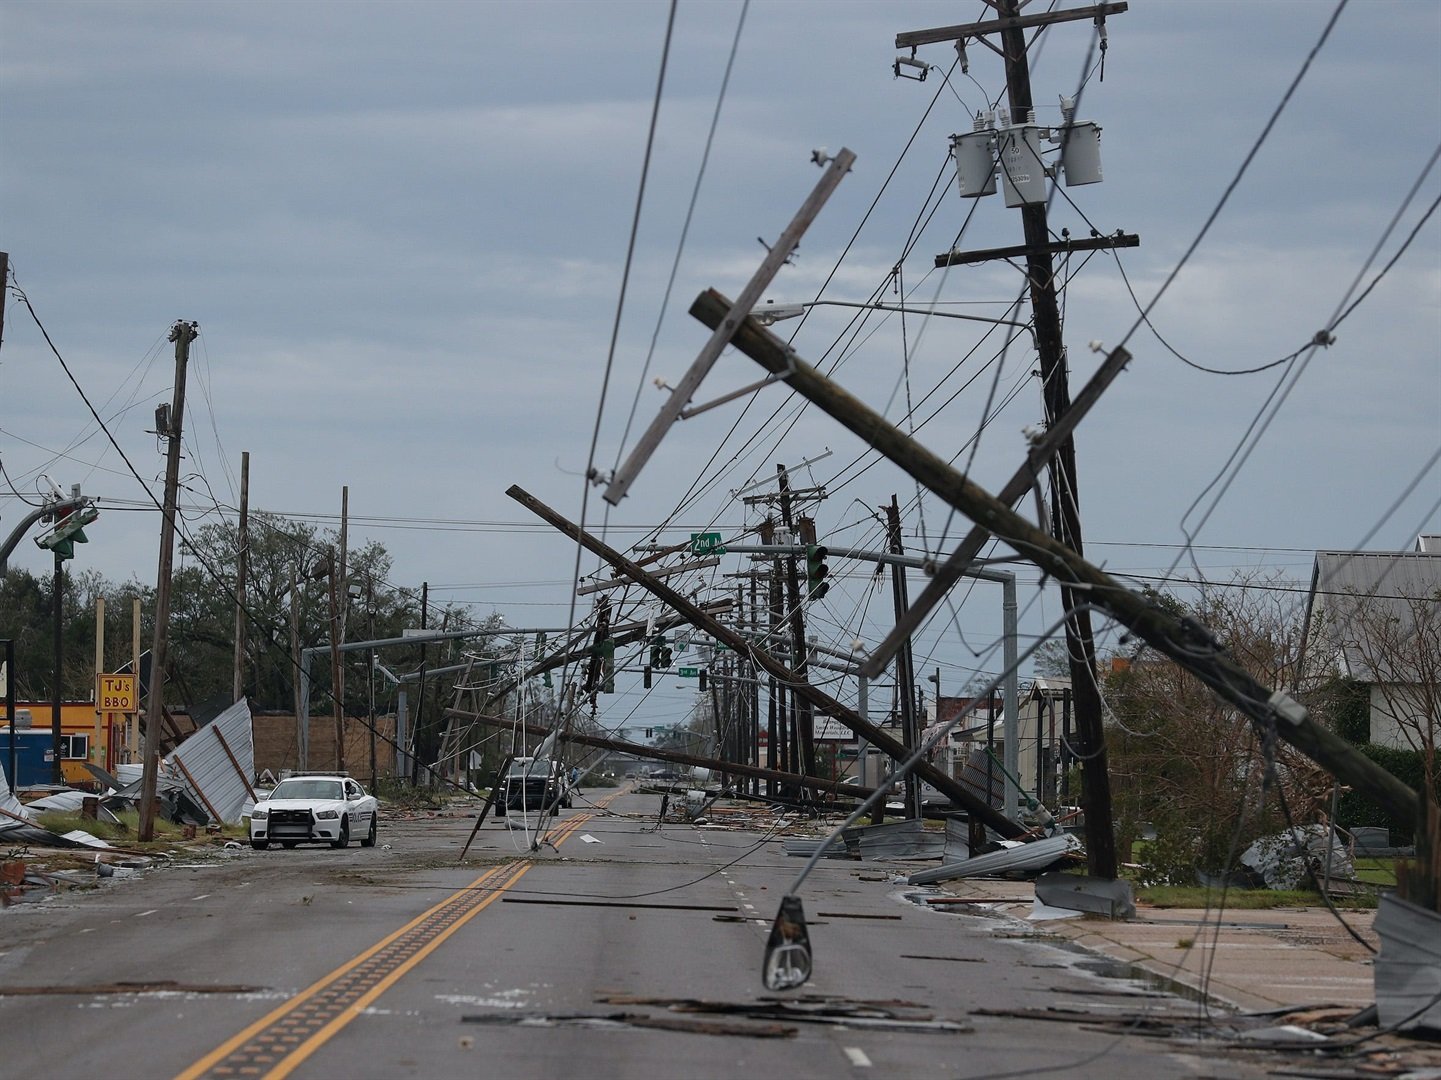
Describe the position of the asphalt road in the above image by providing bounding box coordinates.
[0,789,1281,1078]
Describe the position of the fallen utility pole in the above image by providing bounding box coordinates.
[444,708,876,801]
[507,484,1028,838]
[604,148,856,505]
[689,288,1421,832]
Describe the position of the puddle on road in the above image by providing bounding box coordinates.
[1049,944,1210,1005]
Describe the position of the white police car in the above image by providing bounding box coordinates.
[249,774,378,850]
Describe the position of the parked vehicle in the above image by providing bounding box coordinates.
[249,774,378,850]
[494,757,570,816]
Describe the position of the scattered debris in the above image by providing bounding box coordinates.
[0,980,263,996]
[501,898,736,913]
[595,993,971,1033]
[1238,1024,1329,1044]
[1239,824,1353,891]
[462,1010,796,1038]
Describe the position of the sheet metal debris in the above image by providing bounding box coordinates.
[784,818,943,861]
[1034,871,1136,919]
[907,833,1081,885]
[166,697,258,824]
[1239,824,1354,890]
[1374,892,1441,1034]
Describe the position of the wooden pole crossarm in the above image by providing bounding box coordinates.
[896,3,1128,49]
[937,232,1140,269]
[689,287,1421,831]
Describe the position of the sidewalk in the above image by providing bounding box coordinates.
[939,878,1379,1014]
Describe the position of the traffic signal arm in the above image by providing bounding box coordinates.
[34,503,98,561]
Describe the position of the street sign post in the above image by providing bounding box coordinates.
[678,667,699,678]
[690,532,724,556]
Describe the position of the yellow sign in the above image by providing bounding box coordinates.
[97,673,138,713]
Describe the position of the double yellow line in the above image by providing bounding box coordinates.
[178,796,618,1080]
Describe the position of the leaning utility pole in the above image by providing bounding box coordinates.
[895,0,1130,878]
[327,544,345,774]
[139,320,197,841]
[884,496,922,818]
[232,451,249,704]
[331,486,349,773]
[777,465,818,789]
[51,548,64,783]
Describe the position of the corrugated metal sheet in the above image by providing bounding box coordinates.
[1312,551,1441,682]
[1375,893,1441,1033]
[854,819,944,860]
[167,699,256,824]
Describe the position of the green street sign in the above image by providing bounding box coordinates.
[678,666,699,678]
[690,532,724,556]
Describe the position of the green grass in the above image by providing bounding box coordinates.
[1135,884,1375,909]
[31,808,246,845]
[1352,857,1408,887]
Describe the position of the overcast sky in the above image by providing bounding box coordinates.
[3,1,1438,733]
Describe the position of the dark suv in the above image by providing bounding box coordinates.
[495,756,571,816]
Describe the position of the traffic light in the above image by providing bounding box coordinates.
[536,632,552,688]
[805,543,829,600]
[590,637,616,694]
[643,665,653,689]
[698,668,708,692]
[650,635,672,670]
[35,504,98,562]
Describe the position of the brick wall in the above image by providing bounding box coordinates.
[252,713,397,778]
